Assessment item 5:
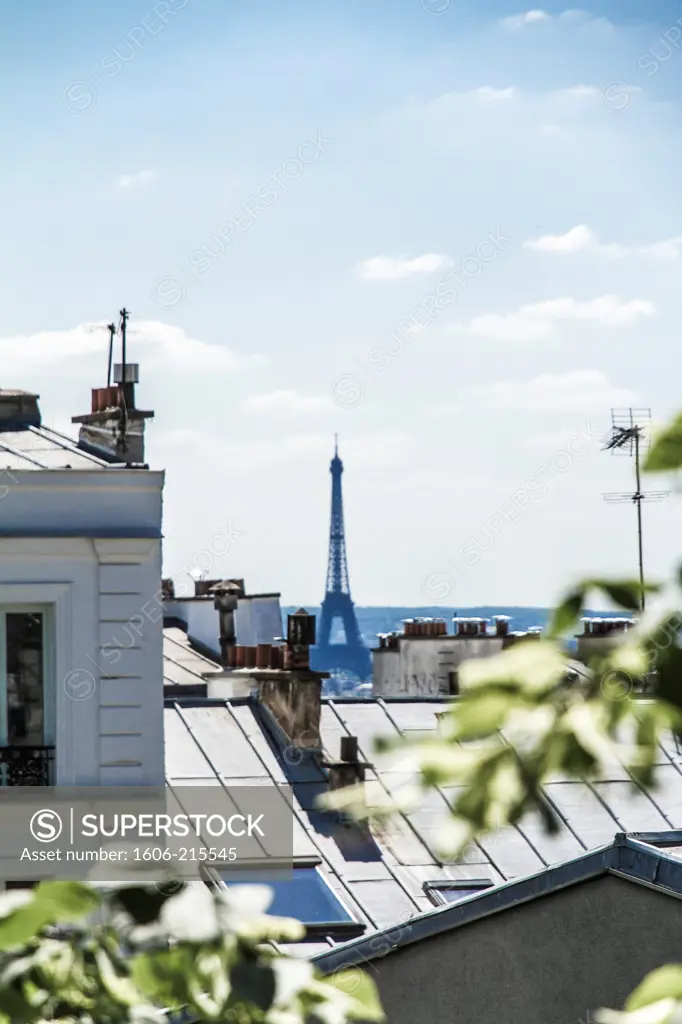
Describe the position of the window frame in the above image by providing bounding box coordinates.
[423,878,493,907]
[0,604,54,748]
[202,858,365,940]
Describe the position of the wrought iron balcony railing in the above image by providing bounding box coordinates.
[0,746,54,786]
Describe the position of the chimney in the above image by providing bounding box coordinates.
[210,579,245,667]
[255,610,325,749]
[161,578,175,601]
[325,735,369,791]
[193,578,222,597]
[0,391,41,431]
[286,608,316,670]
[72,364,154,464]
[493,615,510,637]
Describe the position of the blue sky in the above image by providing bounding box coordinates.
[2,0,682,605]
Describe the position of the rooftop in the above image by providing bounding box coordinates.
[313,832,682,972]
[0,425,121,470]
[160,632,682,956]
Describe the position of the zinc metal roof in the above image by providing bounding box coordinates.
[313,833,682,973]
[162,690,682,954]
[163,626,223,690]
[0,425,117,470]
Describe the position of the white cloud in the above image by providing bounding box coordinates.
[471,86,517,101]
[500,9,609,29]
[356,253,452,281]
[0,321,261,375]
[525,225,682,260]
[117,170,156,189]
[454,296,655,343]
[541,124,561,137]
[136,322,263,373]
[241,390,333,416]
[414,82,602,123]
[500,10,551,28]
[524,225,598,254]
[431,370,636,415]
[552,85,599,99]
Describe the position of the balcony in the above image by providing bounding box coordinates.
[0,746,54,786]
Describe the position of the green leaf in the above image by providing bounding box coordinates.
[459,641,568,696]
[548,586,584,638]
[0,981,38,1021]
[650,647,682,710]
[586,579,659,612]
[0,904,53,950]
[132,947,196,1008]
[34,881,100,921]
[645,413,682,472]
[596,998,680,1024]
[627,965,682,1011]
[94,948,142,1008]
[330,968,385,1021]
[449,691,518,741]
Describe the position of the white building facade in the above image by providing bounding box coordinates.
[0,389,165,787]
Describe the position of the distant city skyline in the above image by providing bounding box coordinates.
[2,0,682,605]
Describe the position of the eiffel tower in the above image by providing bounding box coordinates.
[312,437,371,682]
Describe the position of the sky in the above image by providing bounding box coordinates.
[1,0,682,606]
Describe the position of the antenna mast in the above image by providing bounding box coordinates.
[106,323,116,388]
[602,408,669,612]
[119,308,129,376]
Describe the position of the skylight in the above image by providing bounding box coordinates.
[217,867,362,937]
[423,879,493,908]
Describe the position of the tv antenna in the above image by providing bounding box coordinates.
[603,408,669,612]
[106,322,116,387]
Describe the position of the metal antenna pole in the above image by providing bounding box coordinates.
[603,407,669,614]
[634,427,646,612]
[119,308,129,375]
[106,323,116,388]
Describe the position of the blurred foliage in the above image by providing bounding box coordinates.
[0,880,383,1024]
[322,413,682,1023]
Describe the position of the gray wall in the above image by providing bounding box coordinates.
[359,875,682,1024]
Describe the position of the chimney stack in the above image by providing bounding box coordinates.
[72,368,154,464]
[286,608,316,670]
[325,735,369,791]
[255,611,325,749]
[210,579,246,666]
[493,615,511,637]
[72,311,154,464]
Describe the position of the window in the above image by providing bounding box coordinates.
[423,879,493,907]
[0,607,51,748]
[210,866,364,939]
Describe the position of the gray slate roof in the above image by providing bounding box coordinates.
[163,626,222,690]
[0,425,116,470]
[313,832,682,972]
[162,688,682,954]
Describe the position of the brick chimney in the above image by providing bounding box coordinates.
[72,365,154,464]
[72,311,153,464]
[256,609,325,749]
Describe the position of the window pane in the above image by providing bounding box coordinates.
[440,887,486,904]
[6,614,44,747]
[220,868,354,924]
